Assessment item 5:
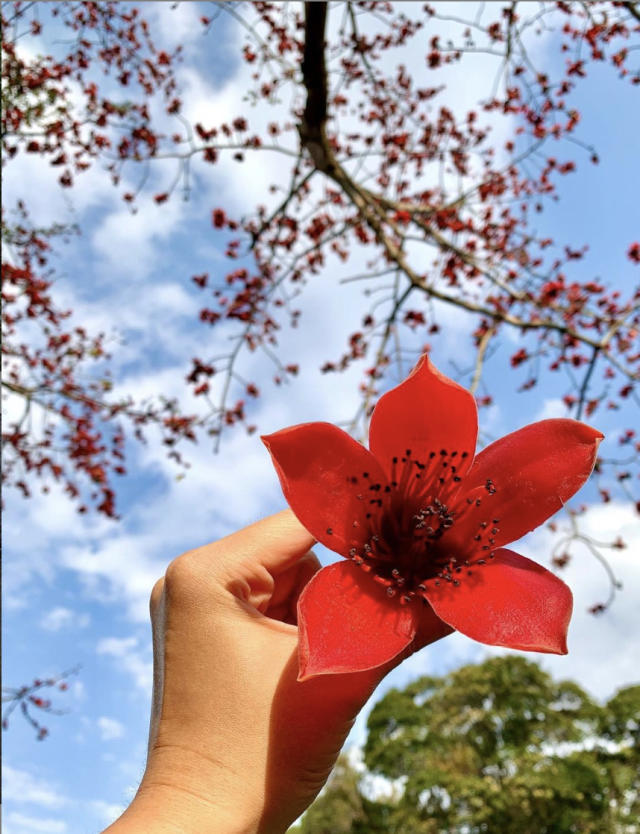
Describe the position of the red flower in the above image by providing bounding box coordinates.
[263,356,603,680]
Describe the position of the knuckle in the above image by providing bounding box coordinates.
[162,549,225,602]
[163,553,198,590]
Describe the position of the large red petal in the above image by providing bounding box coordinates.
[369,355,477,479]
[262,423,389,557]
[447,419,603,553]
[424,549,572,654]
[297,561,419,680]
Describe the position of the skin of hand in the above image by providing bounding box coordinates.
[104,510,448,834]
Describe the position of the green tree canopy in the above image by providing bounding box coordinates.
[295,657,639,833]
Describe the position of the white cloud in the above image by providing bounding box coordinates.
[97,716,126,741]
[96,636,153,693]
[2,766,67,810]
[147,1,206,50]
[91,197,189,279]
[40,607,90,632]
[71,680,86,702]
[4,813,68,834]
[512,502,640,699]
[90,800,126,826]
[534,397,569,421]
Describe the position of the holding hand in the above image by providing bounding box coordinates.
[105,510,428,834]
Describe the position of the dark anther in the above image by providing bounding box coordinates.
[453,579,460,586]
[391,568,400,578]
[386,587,396,598]
[349,548,357,557]
[326,527,333,535]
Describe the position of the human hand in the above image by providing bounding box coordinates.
[104,510,449,833]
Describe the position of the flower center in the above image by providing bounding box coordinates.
[342,448,499,606]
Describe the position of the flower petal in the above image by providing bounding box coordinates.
[424,548,572,654]
[369,355,477,479]
[297,561,419,680]
[262,423,389,557]
[447,419,603,552]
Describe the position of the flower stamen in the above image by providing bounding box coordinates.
[345,449,499,602]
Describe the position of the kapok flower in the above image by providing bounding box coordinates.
[262,356,603,680]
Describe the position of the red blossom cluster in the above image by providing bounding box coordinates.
[2,666,78,739]
[184,2,638,517]
[2,3,638,549]
[2,1,181,194]
[2,204,198,516]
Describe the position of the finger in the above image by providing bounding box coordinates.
[188,509,316,579]
[267,551,322,623]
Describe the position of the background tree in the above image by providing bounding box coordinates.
[294,656,640,833]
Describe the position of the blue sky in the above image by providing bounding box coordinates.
[2,3,639,832]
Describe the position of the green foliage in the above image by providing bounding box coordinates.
[294,657,640,834]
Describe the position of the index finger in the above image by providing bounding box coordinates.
[190,509,317,578]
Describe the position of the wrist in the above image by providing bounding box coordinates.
[103,745,268,834]
[103,782,261,834]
